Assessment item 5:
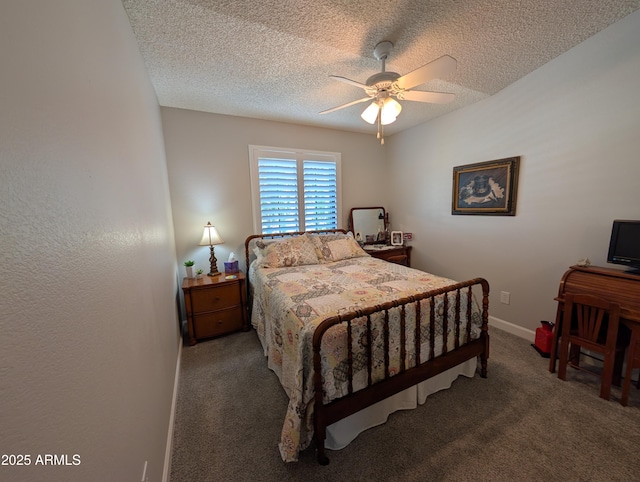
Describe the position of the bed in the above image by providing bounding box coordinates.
[244,229,490,464]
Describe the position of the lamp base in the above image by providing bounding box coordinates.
[208,246,220,277]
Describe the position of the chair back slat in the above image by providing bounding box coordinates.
[568,293,621,344]
[576,303,605,342]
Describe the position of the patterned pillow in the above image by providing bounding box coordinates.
[309,232,369,263]
[255,234,320,268]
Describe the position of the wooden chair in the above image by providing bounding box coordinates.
[549,309,604,376]
[557,293,624,400]
[621,320,640,406]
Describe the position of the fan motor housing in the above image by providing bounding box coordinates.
[366,71,400,88]
[373,40,394,61]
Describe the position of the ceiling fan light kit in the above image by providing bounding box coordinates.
[321,40,457,144]
[360,95,402,125]
[380,97,401,125]
[360,102,380,124]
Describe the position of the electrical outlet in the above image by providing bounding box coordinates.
[500,291,511,305]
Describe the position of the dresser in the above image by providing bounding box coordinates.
[364,245,412,267]
[182,272,248,345]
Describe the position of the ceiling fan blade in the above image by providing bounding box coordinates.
[330,75,369,90]
[395,55,457,91]
[320,97,372,115]
[399,90,455,104]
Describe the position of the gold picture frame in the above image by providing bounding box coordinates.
[452,156,520,216]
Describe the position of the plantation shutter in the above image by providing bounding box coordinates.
[249,145,341,234]
[303,160,337,231]
[258,158,299,234]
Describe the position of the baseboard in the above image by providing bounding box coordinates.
[489,315,534,341]
[162,339,182,482]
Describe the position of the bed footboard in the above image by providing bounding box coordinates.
[311,278,490,465]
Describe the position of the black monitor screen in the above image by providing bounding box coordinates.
[615,224,640,257]
[608,220,640,267]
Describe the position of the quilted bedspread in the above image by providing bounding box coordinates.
[250,256,482,462]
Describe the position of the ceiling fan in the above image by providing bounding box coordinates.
[320,41,457,144]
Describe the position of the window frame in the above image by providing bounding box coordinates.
[248,145,342,234]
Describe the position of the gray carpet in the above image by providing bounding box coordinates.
[169,327,640,481]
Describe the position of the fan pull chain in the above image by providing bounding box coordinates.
[377,111,384,144]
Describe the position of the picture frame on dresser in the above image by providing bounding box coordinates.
[391,231,403,246]
[452,156,520,216]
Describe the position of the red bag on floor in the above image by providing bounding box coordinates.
[533,320,554,357]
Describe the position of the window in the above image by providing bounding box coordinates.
[249,145,341,234]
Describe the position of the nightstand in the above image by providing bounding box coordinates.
[181,272,248,345]
[364,245,412,267]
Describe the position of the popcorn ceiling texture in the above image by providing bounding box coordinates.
[123,0,639,135]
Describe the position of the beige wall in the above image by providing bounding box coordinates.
[1,1,180,481]
[161,108,389,278]
[386,9,640,336]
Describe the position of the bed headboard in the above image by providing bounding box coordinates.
[244,229,348,272]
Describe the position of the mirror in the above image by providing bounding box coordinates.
[349,207,387,244]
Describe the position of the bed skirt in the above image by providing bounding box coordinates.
[325,358,477,450]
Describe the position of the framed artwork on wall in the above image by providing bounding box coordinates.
[452,156,520,216]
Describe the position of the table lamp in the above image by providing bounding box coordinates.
[198,222,223,276]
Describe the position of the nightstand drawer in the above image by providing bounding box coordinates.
[193,307,244,339]
[182,272,248,345]
[190,283,240,312]
[365,246,412,267]
[386,254,408,266]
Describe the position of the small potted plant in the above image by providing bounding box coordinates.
[196,268,204,280]
[184,260,195,278]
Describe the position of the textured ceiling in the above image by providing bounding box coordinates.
[122,0,640,136]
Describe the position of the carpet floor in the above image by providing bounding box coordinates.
[169,327,640,481]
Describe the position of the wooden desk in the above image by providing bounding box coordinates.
[556,265,640,321]
[549,265,640,373]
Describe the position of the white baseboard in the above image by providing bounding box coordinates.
[489,315,534,341]
[162,339,182,482]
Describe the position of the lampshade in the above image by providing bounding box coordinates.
[360,101,380,125]
[380,97,402,125]
[198,222,223,246]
